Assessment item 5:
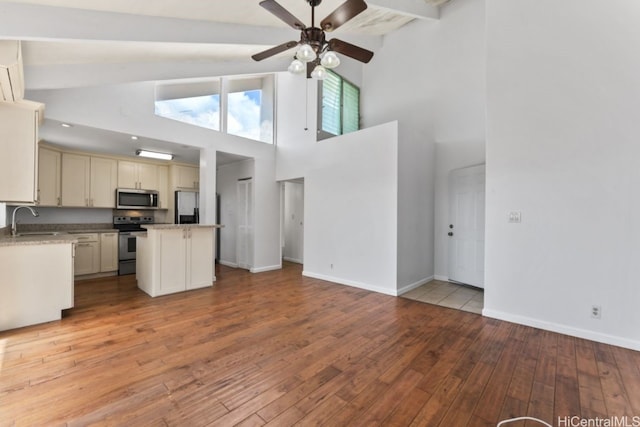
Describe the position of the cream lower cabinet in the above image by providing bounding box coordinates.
[73,233,100,275]
[137,226,215,297]
[0,242,74,331]
[100,232,119,273]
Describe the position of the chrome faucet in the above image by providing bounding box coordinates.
[11,205,39,237]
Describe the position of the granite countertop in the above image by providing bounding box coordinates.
[0,234,79,247]
[142,224,224,230]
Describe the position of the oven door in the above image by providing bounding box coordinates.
[118,232,145,260]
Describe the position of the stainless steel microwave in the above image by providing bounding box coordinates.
[116,188,159,210]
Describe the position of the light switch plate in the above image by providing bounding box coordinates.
[508,211,522,223]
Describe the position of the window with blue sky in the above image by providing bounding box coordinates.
[154,76,274,144]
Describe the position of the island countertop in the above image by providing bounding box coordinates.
[141,224,224,230]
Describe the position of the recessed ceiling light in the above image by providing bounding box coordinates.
[61,123,72,128]
[136,149,173,161]
[131,136,139,140]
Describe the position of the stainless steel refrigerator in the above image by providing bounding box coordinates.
[175,191,199,224]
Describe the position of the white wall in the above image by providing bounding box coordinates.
[29,82,282,272]
[484,0,640,350]
[302,123,398,295]
[362,0,486,291]
[276,72,399,295]
[216,159,254,267]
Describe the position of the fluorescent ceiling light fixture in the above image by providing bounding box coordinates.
[61,123,72,128]
[130,135,139,140]
[136,149,173,160]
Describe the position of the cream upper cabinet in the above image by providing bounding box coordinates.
[173,165,199,190]
[61,153,91,207]
[0,101,42,204]
[118,160,158,190]
[38,146,61,207]
[157,165,169,209]
[89,157,117,208]
[117,160,138,189]
[100,232,119,273]
[62,154,116,208]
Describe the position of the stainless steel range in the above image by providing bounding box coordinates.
[113,216,154,275]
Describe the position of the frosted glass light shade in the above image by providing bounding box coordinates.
[288,59,305,74]
[296,44,316,63]
[320,51,340,69]
[311,65,327,80]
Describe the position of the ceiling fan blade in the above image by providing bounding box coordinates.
[259,0,306,30]
[252,40,299,61]
[320,0,368,32]
[328,38,374,63]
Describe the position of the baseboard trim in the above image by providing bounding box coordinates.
[397,276,434,295]
[434,275,449,281]
[250,264,282,274]
[302,271,397,296]
[483,308,640,352]
[283,257,303,264]
[218,260,238,268]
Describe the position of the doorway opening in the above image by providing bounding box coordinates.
[281,179,304,266]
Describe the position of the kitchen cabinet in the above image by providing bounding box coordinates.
[0,101,43,204]
[0,240,74,331]
[118,160,158,190]
[61,153,90,207]
[38,146,61,206]
[73,233,100,275]
[172,165,199,190]
[157,165,169,209]
[100,232,119,273]
[137,225,218,297]
[61,154,117,208]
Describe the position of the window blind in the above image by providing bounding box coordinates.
[321,71,342,136]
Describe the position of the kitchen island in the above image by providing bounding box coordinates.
[0,234,77,331]
[136,224,223,297]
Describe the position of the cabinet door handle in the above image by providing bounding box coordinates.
[85,198,89,206]
[57,197,61,206]
[78,243,91,247]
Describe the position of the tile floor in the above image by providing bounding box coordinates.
[402,280,484,314]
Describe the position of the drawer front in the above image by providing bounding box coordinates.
[71,233,99,242]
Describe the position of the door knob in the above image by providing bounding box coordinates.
[449,224,454,229]
[448,232,454,236]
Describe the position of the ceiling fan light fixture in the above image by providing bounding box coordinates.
[311,65,328,80]
[288,59,306,74]
[296,44,316,63]
[320,51,340,69]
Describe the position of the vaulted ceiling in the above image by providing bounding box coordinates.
[0,0,442,164]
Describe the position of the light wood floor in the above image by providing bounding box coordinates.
[1,263,639,426]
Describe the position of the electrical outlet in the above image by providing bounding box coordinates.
[508,211,522,223]
[591,305,602,319]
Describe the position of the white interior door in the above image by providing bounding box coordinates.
[448,164,486,288]
[236,179,253,270]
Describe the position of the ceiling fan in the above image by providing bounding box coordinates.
[251,0,374,79]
